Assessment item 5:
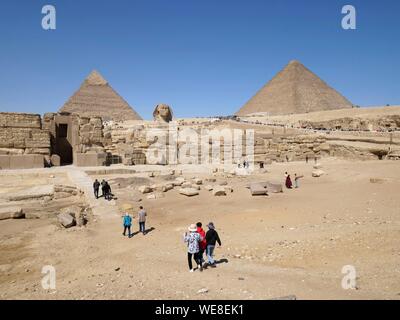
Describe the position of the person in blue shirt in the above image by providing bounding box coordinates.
[122,213,133,238]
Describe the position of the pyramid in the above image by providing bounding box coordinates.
[59,70,142,121]
[236,60,353,116]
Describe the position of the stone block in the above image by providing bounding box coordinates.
[74,152,106,167]
[0,207,24,220]
[9,155,44,169]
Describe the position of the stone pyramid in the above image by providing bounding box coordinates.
[59,70,142,121]
[236,60,352,116]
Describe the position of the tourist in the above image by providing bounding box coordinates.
[294,174,303,188]
[205,222,221,267]
[93,179,100,199]
[138,206,147,235]
[122,212,132,238]
[285,174,293,189]
[306,155,309,163]
[101,179,107,197]
[183,224,203,272]
[196,222,207,265]
[104,182,112,200]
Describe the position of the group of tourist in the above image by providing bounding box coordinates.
[93,179,113,200]
[122,206,147,238]
[238,160,250,169]
[285,172,303,189]
[183,222,222,272]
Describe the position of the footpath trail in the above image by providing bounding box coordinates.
[67,168,120,219]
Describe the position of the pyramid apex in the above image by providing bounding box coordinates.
[85,70,108,86]
[287,60,302,66]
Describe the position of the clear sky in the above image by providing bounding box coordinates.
[0,0,399,119]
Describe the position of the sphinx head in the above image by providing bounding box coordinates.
[153,103,173,123]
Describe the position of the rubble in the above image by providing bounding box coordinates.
[0,207,24,220]
[213,187,227,196]
[179,188,199,197]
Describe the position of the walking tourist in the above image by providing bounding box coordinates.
[196,222,207,265]
[205,222,222,267]
[285,174,293,189]
[104,181,112,200]
[294,174,303,188]
[122,212,132,238]
[183,224,203,272]
[138,206,147,235]
[101,179,107,197]
[93,179,100,199]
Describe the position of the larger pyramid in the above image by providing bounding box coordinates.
[59,70,142,121]
[236,60,352,116]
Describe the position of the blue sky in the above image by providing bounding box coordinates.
[0,0,399,119]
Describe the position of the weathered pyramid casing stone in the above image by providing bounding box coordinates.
[236,60,352,116]
[59,70,142,121]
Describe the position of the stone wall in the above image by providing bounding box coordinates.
[0,112,50,169]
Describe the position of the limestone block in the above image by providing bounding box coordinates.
[213,186,227,196]
[9,155,44,169]
[7,185,55,201]
[312,169,325,177]
[179,188,199,197]
[0,207,24,220]
[249,183,268,196]
[51,154,61,166]
[57,212,76,228]
[138,185,152,194]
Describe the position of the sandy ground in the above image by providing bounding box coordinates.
[0,159,399,300]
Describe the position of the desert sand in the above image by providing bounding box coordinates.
[0,158,399,300]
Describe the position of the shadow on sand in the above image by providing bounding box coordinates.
[130,227,155,237]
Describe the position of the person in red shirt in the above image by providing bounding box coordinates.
[196,222,207,266]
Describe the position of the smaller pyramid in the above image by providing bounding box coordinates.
[59,70,142,121]
[236,60,353,116]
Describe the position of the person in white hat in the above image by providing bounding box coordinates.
[183,224,203,272]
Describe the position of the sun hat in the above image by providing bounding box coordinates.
[188,224,197,232]
[207,222,215,229]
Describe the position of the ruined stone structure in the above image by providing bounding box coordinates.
[299,115,400,132]
[43,112,106,166]
[0,111,106,169]
[0,112,50,169]
[1,67,399,170]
